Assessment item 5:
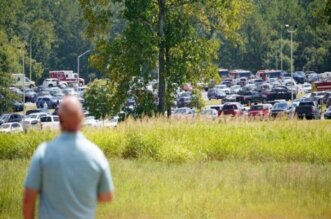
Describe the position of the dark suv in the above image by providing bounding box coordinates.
[295,100,321,120]
[36,96,59,109]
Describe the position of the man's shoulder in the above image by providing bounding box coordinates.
[79,135,108,165]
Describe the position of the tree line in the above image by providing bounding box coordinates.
[0,0,330,116]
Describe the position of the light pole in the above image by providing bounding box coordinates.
[280,31,283,71]
[285,24,298,118]
[77,50,91,88]
[29,38,32,80]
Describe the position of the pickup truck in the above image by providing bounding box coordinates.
[264,86,295,101]
[295,101,321,120]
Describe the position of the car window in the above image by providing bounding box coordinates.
[299,102,314,106]
[273,103,288,110]
[1,124,10,129]
[251,105,263,110]
[12,123,20,128]
[41,117,51,122]
[223,105,237,110]
[53,116,59,122]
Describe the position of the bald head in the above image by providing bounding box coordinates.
[59,96,83,133]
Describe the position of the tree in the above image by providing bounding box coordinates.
[80,0,251,116]
[83,79,112,120]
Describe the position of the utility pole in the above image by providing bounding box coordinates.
[280,31,283,71]
[285,24,298,118]
[77,50,91,89]
[29,38,32,80]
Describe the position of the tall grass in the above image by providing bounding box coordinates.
[1,159,330,218]
[0,118,330,162]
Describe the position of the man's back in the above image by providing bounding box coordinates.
[25,132,113,219]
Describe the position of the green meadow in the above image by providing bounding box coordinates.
[1,119,331,218]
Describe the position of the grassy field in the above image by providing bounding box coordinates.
[0,119,331,218]
[1,119,330,162]
[0,159,330,218]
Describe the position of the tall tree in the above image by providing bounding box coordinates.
[80,0,250,115]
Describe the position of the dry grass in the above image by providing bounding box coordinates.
[0,159,330,219]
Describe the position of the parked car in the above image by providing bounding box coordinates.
[24,89,37,103]
[248,104,272,117]
[26,109,48,116]
[83,116,101,127]
[302,83,312,94]
[177,92,193,108]
[0,113,23,125]
[12,100,24,112]
[293,71,306,84]
[295,100,321,120]
[40,115,60,130]
[200,108,218,119]
[215,84,230,94]
[324,107,331,119]
[265,86,295,101]
[271,102,294,118]
[0,122,24,133]
[207,88,226,100]
[221,102,244,116]
[43,78,59,87]
[237,90,264,105]
[173,107,195,118]
[36,96,59,109]
[24,113,49,127]
[209,105,223,116]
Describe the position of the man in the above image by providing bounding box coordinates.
[23,96,114,219]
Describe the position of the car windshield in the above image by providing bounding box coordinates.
[273,103,288,110]
[175,108,188,114]
[27,114,38,119]
[201,110,212,115]
[250,105,263,110]
[1,124,10,129]
[299,102,314,106]
[223,104,237,110]
[1,115,10,120]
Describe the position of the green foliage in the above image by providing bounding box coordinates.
[0,0,92,82]
[219,0,331,73]
[80,0,250,114]
[83,79,113,119]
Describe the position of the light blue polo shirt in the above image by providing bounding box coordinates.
[25,132,114,219]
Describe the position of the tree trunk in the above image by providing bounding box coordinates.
[157,0,166,114]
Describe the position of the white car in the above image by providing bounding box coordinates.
[200,108,218,119]
[84,116,101,127]
[302,83,312,93]
[215,84,231,94]
[77,86,87,97]
[43,78,59,87]
[0,122,24,133]
[230,85,241,94]
[173,107,195,118]
[24,113,49,126]
[40,115,60,130]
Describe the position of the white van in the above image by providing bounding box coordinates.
[11,74,35,88]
